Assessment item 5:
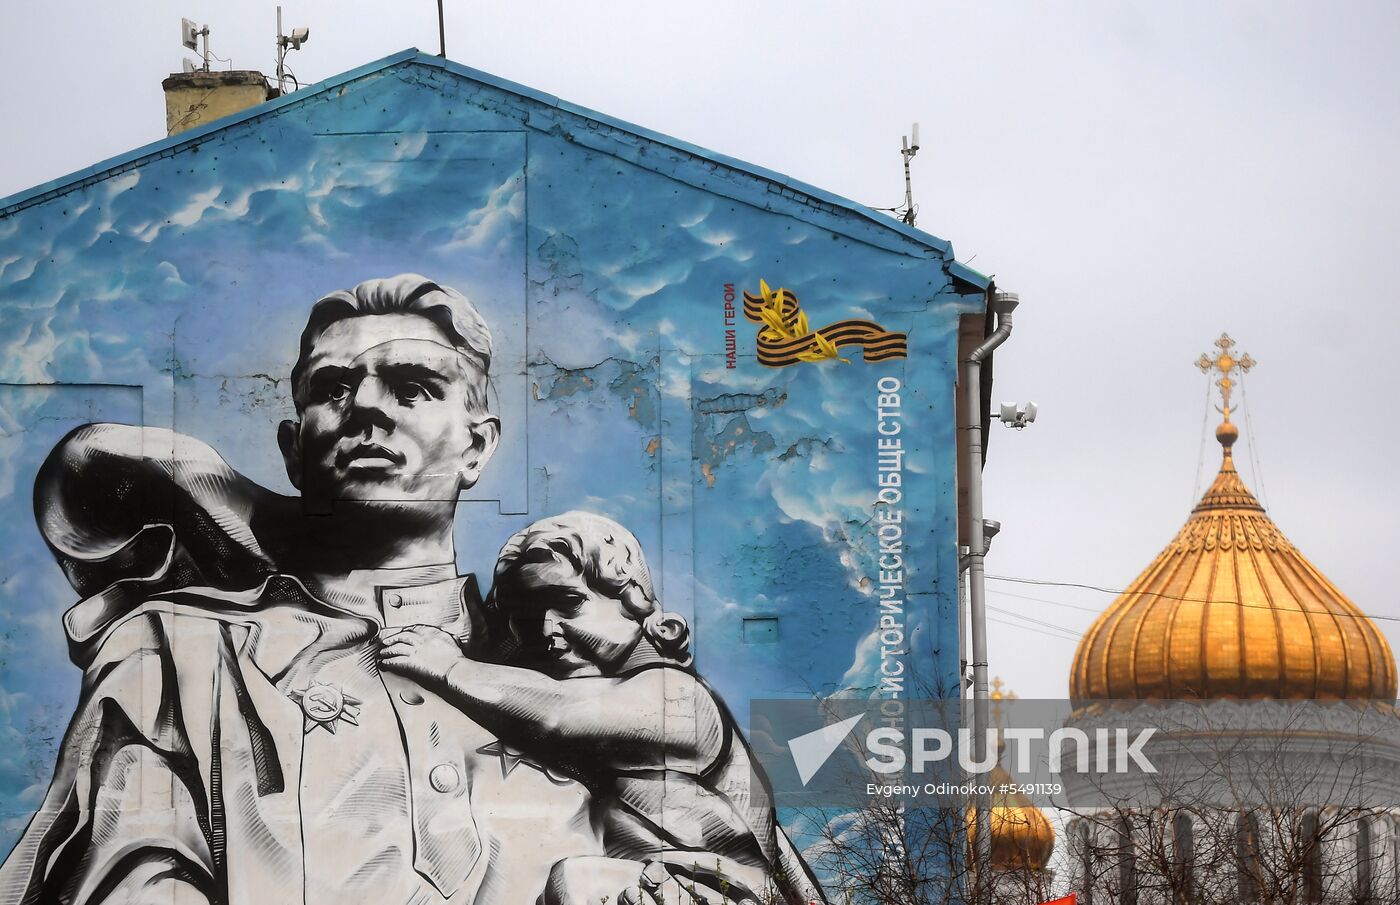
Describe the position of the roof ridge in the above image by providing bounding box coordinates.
[0,51,979,276]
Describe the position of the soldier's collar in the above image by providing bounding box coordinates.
[348,561,457,590]
[376,571,483,632]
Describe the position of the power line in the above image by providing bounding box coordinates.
[988,587,1104,615]
[986,615,1079,644]
[986,573,1400,625]
[988,573,1228,604]
[985,603,1083,640]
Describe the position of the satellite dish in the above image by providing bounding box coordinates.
[181,18,201,51]
[182,58,198,74]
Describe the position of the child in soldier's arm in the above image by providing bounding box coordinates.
[377,511,823,905]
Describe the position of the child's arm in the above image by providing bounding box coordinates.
[378,625,723,773]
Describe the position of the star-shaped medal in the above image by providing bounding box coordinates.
[289,683,362,734]
[477,740,574,785]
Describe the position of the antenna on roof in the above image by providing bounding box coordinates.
[180,18,210,72]
[900,122,920,227]
[275,6,311,95]
[436,0,447,58]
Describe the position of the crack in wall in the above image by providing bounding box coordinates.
[695,387,786,416]
[777,436,835,462]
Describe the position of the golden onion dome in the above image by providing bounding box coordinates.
[1071,421,1397,703]
[966,763,1056,871]
[967,685,1056,871]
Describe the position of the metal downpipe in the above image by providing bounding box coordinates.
[961,290,1018,899]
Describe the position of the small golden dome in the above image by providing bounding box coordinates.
[966,763,1056,870]
[968,682,1056,871]
[1071,432,1396,702]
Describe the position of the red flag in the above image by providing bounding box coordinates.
[1038,896,1076,905]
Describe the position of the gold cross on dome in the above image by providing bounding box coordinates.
[989,676,1017,728]
[1195,333,1256,421]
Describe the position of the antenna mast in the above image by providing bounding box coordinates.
[900,122,920,226]
[437,0,447,57]
[181,18,211,72]
[275,6,311,94]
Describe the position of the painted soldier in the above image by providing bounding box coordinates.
[0,276,757,905]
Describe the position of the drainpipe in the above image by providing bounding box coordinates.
[958,544,969,727]
[961,289,1018,896]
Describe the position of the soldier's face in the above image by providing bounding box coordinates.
[280,313,498,502]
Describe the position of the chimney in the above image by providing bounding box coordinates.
[162,70,276,137]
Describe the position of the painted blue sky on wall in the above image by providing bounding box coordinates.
[0,54,981,847]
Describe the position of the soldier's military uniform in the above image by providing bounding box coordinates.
[0,551,603,905]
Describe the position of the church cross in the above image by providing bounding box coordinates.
[990,676,1017,728]
[1195,333,1256,421]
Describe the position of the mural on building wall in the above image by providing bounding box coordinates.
[0,54,981,905]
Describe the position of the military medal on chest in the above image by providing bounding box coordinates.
[289,683,363,734]
[477,740,574,786]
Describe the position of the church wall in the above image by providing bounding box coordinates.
[1068,809,1400,904]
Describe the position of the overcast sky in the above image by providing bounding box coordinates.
[2,0,1398,705]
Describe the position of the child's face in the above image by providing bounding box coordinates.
[509,558,643,678]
